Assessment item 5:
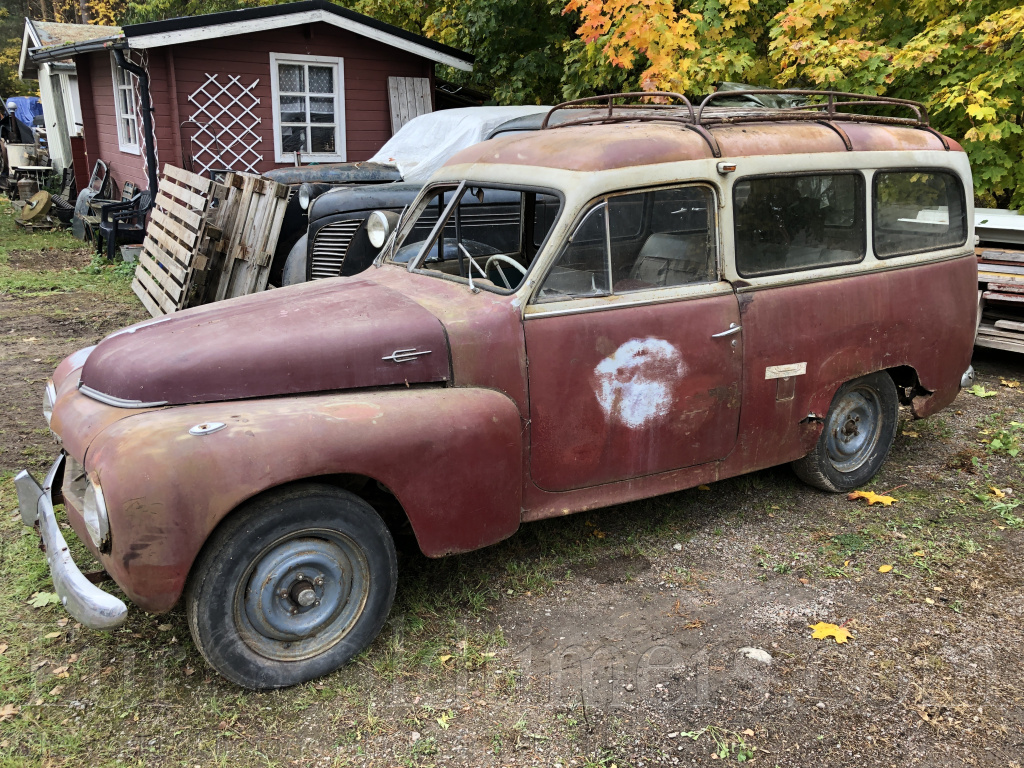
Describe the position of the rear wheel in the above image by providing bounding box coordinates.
[185,484,397,689]
[792,371,899,492]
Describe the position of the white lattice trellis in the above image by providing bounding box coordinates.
[188,74,263,176]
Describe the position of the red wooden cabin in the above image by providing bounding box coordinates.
[26,0,473,193]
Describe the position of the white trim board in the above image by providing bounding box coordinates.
[126,9,473,71]
[268,51,346,164]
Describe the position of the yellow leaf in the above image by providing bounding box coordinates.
[437,655,453,665]
[925,598,934,605]
[44,632,60,639]
[0,704,18,721]
[878,565,893,573]
[1000,378,1020,388]
[157,624,172,632]
[989,487,1006,499]
[0,644,8,655]
[847,490,896,506]
[912,550,926,557]
[698,484,711,491]
[741,728,755,736]
[809,622,852,643]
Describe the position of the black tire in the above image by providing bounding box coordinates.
[185,483,397,690]
[792,371,899,492]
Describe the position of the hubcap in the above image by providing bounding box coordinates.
[235,531,370,661]
[825,386,883,474]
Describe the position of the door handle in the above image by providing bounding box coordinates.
[711,323,742,338]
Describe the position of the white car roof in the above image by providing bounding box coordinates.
[368,106,550,184]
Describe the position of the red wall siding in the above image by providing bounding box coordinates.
[169,22,433,174]
[81,51,150,192]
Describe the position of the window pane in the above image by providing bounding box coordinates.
[279,64,304,92]
[309,97,334,123]
[308,66,333,94]
[280,95,306,124]
[537,204,609,301]
[119,88,133,118]
[310,127,335,153]
[734,173,865,277]
[615,187,716,291]
[873,171,966,258]
[281,125,307,153]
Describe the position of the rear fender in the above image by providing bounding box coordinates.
[85,387,523,613]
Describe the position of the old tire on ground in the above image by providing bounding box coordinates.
[185,483,397,690]
[792,371,899,492]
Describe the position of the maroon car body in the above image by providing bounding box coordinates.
[19,91,977,688]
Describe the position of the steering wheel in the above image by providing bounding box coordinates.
[483,254,528,289]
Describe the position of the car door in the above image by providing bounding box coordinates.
[523,184,743,492]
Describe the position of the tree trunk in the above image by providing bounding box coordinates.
[79,0,92,23]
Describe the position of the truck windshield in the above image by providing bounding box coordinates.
[388,183,561,293]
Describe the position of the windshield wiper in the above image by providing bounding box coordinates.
[459,242,488,293]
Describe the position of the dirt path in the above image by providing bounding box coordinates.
[1,250,1023,766]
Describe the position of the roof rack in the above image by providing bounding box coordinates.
[540,89,949,157]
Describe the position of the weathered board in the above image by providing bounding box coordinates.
[976,246,1024,354]
[388,76,432,134]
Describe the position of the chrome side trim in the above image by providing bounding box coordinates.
[78,383,167,409]
[15,456,128,631]
[382,348,432,364]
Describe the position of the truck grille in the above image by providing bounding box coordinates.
[310,220,362,279]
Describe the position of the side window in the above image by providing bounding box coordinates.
[873,171,967,258]
[733,173,865,277]
[536,185,717,302]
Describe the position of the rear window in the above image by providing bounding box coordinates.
[733,173,865,277]
[873,171,967,258]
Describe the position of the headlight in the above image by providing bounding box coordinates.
[82,477,111,552]
[367,210,399,249]
[298,183,314,210]
[43,380,56,427]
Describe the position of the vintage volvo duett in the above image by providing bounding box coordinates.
[17,91,978,689]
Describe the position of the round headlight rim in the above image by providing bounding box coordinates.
[297,183,314,211]
[366,210,393,249]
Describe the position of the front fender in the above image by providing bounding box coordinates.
[85,387,523,613]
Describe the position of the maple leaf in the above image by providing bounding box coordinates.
[28,592,59,609]
[0,704,18,722]
[968,384,997,398]
[847,490,897,506]
[1001,379,1020,388]
[809,622,852,643]
[989,486,1006,499]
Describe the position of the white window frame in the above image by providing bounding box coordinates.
[269,52,346,163]
[110,52,140,155]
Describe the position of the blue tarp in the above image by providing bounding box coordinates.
[4,96,43,127]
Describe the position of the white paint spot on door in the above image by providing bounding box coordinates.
[594,338,685,428]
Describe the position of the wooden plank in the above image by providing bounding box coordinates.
[151,207,199,249]
[160,180,206,211]
[995,319,1024,332]
[388,76,401,134]
[975,334,1024,354]
[135,263,177,315]
[139,252,184,301]
[989,283,1024,295]
[978,324,1024,340]
[984,291,1024,304]
[132,278,164,318]
[156,193,203,231]
[144,225,192,273]
[163,163,211,194]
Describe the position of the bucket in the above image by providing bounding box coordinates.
[6,144,36,167]
[120,245,143,263]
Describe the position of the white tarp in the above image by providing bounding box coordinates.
[368,105,550,184]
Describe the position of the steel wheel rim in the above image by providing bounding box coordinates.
[825,386,883,474]
[234,529,370,662]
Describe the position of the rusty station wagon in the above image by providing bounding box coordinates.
[17,91,977,689]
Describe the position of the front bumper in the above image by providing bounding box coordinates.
[14,454,128,630]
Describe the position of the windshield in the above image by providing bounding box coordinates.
[388,183,562,293]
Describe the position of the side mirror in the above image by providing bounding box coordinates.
[367,210,401,249]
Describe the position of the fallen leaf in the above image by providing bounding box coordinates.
[912,550,926,557]
[157,624,172,632]
[184,666,195,676]
[925,598,935,605]
[67,654,78,664]
[698,484,711,491]
[0,644,7,655]
[741,728,755,737]
[28,592,59,609]
[0,704,19,721]
[968,384,997,398]
[593,530,606,539]
[48,685,63,696]
[1000,378,1020,388]
[902,430,919,438]
[57,618,68,627]
[848,490,897,506]
[989,486,1006,499]
[51,666,69,678]
[22,337,38,342]
[437,655,453,665]
[878,565,893,573]
[799,578,810,585]
[809,622,853,644]
[44,632,61,639]
[32,660,48,670]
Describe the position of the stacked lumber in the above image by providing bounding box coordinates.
[132,164,288,318]
[976,247,1024,354]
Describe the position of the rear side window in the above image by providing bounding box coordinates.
[733,173,865,277]
[873,171,967,258]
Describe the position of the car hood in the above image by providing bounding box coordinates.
[79,278,450,406]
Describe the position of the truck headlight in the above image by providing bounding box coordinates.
[43,380,56,428]
[367,210,399,249]
[82,478,110,552]
[298,183,314,210]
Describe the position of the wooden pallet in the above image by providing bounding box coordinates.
[132,165,212,317]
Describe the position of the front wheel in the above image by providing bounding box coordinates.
[185,484,397,689]
[792,371,899,492]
